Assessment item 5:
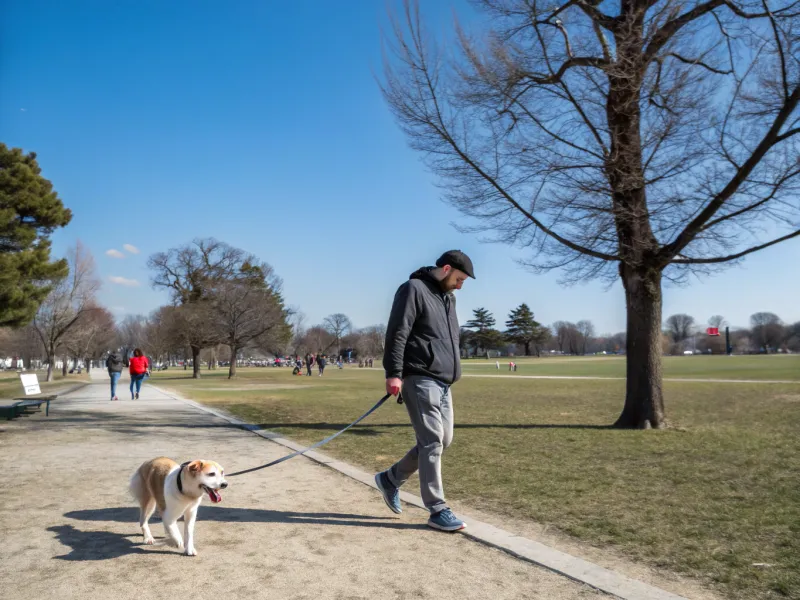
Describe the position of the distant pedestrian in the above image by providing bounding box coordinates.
[307,354,314,376]
[105,351,124,401]
[129,348,150,400]
[496,361,500,370]
[318,354,327,376]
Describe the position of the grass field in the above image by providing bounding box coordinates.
[461,354,800,380]
[152,355,800,600]
[0,369,88,401]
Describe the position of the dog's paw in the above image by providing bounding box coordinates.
[143,536,155,545]
[184,546,198,557]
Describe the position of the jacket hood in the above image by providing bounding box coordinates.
[108,353,121,361]
[409,266,440,285]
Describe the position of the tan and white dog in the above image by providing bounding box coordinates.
[129,457,228,556]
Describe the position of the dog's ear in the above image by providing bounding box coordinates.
[187,460,204,474]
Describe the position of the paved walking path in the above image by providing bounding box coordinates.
[0,371,708,600]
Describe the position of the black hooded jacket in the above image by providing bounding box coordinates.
[383,267,461,385]
[106,353,124,374]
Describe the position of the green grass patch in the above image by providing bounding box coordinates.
[461,354,800,380]
[0,369,88,401]
[153,358,800,600]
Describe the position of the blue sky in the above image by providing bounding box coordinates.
[2,0,798,334]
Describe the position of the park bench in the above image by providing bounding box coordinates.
[0,373,57,421]
[0,396,56,420]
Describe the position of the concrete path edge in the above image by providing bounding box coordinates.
[153,384,689,600]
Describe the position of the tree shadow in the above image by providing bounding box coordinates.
[65,506,426,530]
[47,524,174,561]
[252,422,614,432]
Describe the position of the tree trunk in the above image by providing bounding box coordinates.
[62,355,68,377]
[46,347,55,381]
[615,268,666,429]
[524,341,530,356]
[228,344,237,379]
[85,358,91,373]
[192,345,201,379]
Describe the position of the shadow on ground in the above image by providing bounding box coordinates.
[66,506,424,528]
[47,525,174,561]
[54,507,426,561]
[255,422,614,432]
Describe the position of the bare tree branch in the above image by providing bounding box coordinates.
[674,228,800,263]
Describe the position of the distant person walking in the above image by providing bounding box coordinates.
[129,348,150,400]
[317,354,327,376]
[105,351,124,401]
[306,354,314,376]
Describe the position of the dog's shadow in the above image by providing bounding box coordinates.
[47,525,174,561]
[56,506,427,560]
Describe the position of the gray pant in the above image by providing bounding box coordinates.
[386,375,454,513]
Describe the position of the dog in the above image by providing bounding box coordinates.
[129,457,227,556]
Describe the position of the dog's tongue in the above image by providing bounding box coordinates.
[207,488,222,503]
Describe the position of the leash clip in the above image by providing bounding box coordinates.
[397,392,404,405]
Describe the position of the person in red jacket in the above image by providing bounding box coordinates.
[129,348,150,400]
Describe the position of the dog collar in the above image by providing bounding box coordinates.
[176,461,190,496]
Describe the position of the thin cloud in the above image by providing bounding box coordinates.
[20,108,27,112]
[109,276,140,287]
[123,244,140,254]
[105,249,125,259]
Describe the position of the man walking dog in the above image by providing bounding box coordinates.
[374,250,474,531]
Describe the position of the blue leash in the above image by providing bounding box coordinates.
[227,393,392,477]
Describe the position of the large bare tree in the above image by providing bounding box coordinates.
[383,0,800,427]
[750,311,785,350]
[576,319,596,354]
[62,304,116,373]
[323,313,353,357]
[143,306,181,367]
[32,241,100,381]
[148,238,273,378]
[210,262,291,378]
[116,314,147,365]
[665,313,696,343]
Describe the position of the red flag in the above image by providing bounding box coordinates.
[706,327,720,336]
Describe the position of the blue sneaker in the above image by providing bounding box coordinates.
[374,471,402,514]
[427,508,466,532]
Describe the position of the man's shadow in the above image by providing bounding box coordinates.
[55,506,427,561]
[66,506,423,528]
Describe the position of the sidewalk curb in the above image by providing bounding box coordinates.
[152,384,689,600]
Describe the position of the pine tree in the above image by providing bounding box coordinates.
[505,303,542,356]
[0,144,72,328]
[465,307,495,331]
[465,308,498,357]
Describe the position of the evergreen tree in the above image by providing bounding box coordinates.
[505,303,542,356]
[0,144,72,327]
[465,307,495,331]
[465,308,497,357]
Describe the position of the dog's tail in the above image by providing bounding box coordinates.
[129,467,145,503]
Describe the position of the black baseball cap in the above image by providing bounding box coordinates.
[436,250,475,279]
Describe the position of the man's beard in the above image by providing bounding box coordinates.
[439,271,459,292]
